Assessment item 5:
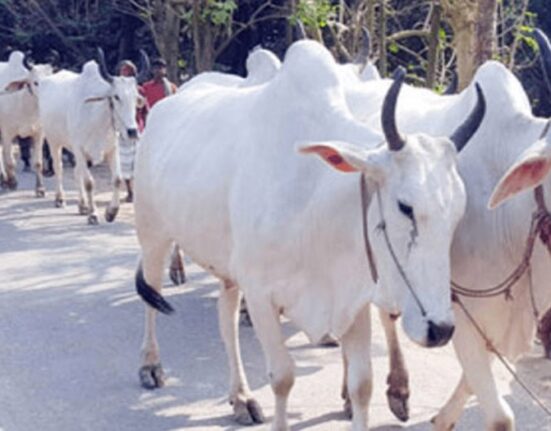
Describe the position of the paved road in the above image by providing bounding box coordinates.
[1,163,550,430]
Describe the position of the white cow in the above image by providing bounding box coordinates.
[341,31,551,430]
[133,40,485,430]
[0,51,52,194]
[39,51,142,224]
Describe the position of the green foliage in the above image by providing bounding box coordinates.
[201,0,237,27]
[290,0,336,29]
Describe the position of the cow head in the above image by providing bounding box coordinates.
[3,51,52,96]
[83,48,142,140]
[300,67,486,348]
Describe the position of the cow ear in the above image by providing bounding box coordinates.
[4,80,27,92]
[489,147,551,209]
[298,140,387,179]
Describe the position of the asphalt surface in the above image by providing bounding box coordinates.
[1,162,550,431]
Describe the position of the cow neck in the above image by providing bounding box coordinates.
[360,174,428,317]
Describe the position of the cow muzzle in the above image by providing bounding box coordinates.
[425,320,455,348]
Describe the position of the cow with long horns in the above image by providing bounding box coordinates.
[38,48,144,224]
[336,27,551,431]
[133,40,485,430]
[0,51,52,194]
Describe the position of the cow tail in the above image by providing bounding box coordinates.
[135,263,175,315]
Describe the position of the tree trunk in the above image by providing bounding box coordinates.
[378,0,387,77]
[443,0,477,91]
[475,0,497,66]
[426,1,442,89]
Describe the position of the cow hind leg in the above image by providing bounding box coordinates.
[245,292,293,431]
[219,281,264,425]
[31,136,46,197]
[342,304,372,431]
[379,309,410,422]
[169,244,186,285]
[137,237,174,389]
[2,139,17,190]
[50,145,65,207]
[104,149,121,223]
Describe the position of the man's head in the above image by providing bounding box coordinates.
[118,60,137,78]
[151,58,167,80]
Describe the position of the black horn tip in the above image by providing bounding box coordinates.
[354,27,371,65]
[391,66,406,82]
[96,47,113,83]
[294,20,307,41]
[450,82,486,152]
[382,66,407,152]
[23,51,33,70]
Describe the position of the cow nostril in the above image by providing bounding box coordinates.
[426,320,455,348]
[127,128,138,139]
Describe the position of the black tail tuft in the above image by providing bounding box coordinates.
[135,264,175,315]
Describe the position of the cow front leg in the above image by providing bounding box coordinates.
[219,281,264,425]
[169,244,186,285]
[104,149,121,223]
[341,304,372,431]
[245,292,293,431]
[75,158,97,224]
[31,136,46,197]
[432,374,472,430]
[379,309,410,422]
[2,138,17,190]
[50,144,65,207]
[538,308,551,359]
[434,308,514,431]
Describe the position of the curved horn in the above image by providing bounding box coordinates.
[137,49,151,84]
[443,71,458,95]
[294,20,307,41]
[97,47,113,84]
[354,27,371,65]
[382,67,407,152]
[450,83,486,152]
[534,28,551,94]
[23,51,33,71]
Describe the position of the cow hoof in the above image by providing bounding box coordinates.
[430,414,455,430]
[87,214,99,225]
[387,389,409,422]
[35,187,46,198]
[343,397,352,420]
[232,396,264,425]
[139,364,165,390]
[78,203,89,215]
[169,266,186,286]
[42,169,55,178]
[6,176,17,190]
[54,197,65,208]
[318,333,340,347]
[105,206,119,223]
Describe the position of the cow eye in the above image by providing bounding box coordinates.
[114,95,120,102]
[398,200,414,220]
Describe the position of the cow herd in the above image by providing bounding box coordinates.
[2,28,551,431]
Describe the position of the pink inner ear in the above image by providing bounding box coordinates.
[304,145,358,173]
[493,159,551,207]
